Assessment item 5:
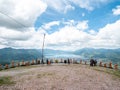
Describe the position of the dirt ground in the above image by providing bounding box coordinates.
[0,64,120,90]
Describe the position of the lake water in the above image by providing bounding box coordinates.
[44,53,86,59]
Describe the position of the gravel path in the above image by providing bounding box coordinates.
[0,64,120,90]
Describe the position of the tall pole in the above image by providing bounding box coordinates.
[41,34,46,64]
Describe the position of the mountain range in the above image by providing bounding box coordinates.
[0,48,42,65]
[0,48,120,65]
[74,48,120,64]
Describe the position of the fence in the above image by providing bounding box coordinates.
[0,59,119,70]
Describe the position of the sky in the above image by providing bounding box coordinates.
[0,0,120,51]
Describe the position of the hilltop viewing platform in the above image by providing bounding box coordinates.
[0,60,120,90]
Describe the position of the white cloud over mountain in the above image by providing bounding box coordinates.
[95,20,120,48]
[46,24,92,50]
[45,20,120,50]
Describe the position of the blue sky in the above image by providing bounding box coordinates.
[0,0,120,51]
[35,0,120,32]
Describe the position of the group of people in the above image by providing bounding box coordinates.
[90,59,97,66]
[45,58,97,66]
[64,59,70,64]
[46,58,71,64]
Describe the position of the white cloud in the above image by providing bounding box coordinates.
[0,0,48,48]
[0,27,34,41]
[64,5,75,13]
[46,26,91,50]
[44,0,111,13]
[91,20,120,49]
[45,20,93,50]
[44,0,68,12]
[0,19,120,50]
[62,20,75,26]
[0,0,47,30]
[70,0,93,10]
[0,27,46,49]
[70,0,111,11]
[0,0,120,50]
[44,0,112,12]
[88,30,97,35]
[112,5,120,15]
[42,21,60,30]
[76,21,88,31]
[62,20,88,31]
[45,19,120,50]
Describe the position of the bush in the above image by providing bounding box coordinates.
[0,76,15,85]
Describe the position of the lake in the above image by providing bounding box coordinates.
[44,53,87,59]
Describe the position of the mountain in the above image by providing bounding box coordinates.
[0,48,120,65]
[44,49,72,56]
[74,48,120,64]
[0,48,42,65]
[0,48,71,65]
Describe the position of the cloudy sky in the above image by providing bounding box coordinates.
[0,0,120,51]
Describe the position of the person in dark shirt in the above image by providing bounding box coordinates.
[68,58,70,64]
[46,59,49,64]
[90,59,94,66]
[94,59,97,66]
[64,60,67,64]
[90,58,97,66]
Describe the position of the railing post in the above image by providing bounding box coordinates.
[114,64,118,70]
[38,60,40,64]
[104,63,107,68]
[48,60,51,65]
[61,59,63,63]
[99,62,102,67]
[0,64,2,70]
[31,60,35,65]
[36,60,38,64]
[70,59,73,64]
[16,62,20,67]
[25,61,28,66]
[21,60,25,66]
[80,60,82,64]
[28,61,30,66]
[109,62,113,69]
[5,64,9,69]
[11,61,15,68]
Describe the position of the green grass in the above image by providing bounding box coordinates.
[0,76,15,85]
[92,66,120,78]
